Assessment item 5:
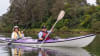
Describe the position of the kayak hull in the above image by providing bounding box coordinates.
[0,34,96,47]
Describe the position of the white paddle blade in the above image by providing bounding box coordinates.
[57,10,65,21]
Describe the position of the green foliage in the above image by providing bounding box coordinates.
[92,6,100,21]
[79,15,91,28]
[55,19,69,29]
[2,0,65,29]
[70,28,90,32]
[45,17,55,29]
[97,0,100,5]
[92,21,100,32]
[0,0,100,33]
[60,26,69,31]
[56,19,64,29]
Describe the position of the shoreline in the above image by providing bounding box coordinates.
[0,28,99,39]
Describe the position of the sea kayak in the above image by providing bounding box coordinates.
[0,34,96,47]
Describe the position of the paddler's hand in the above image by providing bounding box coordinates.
[17,38,22,40]
[39,38,43,40]
[50,28,54,33]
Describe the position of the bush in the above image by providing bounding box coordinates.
[92,21,100,32]
[60,26,69,31]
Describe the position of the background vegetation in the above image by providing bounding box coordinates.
[0,0,100,34]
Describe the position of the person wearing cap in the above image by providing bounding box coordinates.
[38,26,51,41]
[11,26,22,40]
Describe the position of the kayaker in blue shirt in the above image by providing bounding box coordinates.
[38,26,51,41]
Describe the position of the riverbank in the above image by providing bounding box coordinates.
[21,28,100,38]
[24,28,99,34]
[0,28,99,38]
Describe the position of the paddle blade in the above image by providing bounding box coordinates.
[57,10,65,21]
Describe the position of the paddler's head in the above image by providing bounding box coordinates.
[41,26,47,32]
[13,26,19,32]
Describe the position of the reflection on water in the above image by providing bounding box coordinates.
[44,47,91,56]
[0,45,91,56]
[11,48,22,56]
[0,46,9,56]
[86,34,100,56]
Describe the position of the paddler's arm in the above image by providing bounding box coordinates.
[48,27,54,33]
[8,32,16,45]
[38,32,43,40]
[11,32,16,40]
[18,31,23,39]
[48,29,54,33]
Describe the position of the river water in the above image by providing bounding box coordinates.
[0,34,99,56]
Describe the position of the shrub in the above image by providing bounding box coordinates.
[92,21,100,32]
[60,26,69,31]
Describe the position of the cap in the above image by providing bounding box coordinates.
[13,26,19,28]
[42,26,46,29]
[13,26,19,31]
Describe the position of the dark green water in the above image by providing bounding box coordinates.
[85,34,100,56]
[0,34,99,56]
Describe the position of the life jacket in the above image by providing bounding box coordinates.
[42,31,50,40]
[13,31,22,39]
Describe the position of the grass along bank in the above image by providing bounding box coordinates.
[24,28,94,39]
[0,28,98,39]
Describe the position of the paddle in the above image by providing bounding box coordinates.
[39,10,65,47]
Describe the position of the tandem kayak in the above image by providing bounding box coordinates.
[0,34,96,47]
